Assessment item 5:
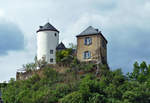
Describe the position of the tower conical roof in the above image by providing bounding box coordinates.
[37,22,59,33]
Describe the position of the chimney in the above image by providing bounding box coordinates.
[39,26,43,29]
[95,29,99,32]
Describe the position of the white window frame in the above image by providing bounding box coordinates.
[83,51,91,59]
[84,37,92,45]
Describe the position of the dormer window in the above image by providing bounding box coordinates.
[54,33,57,36]
[84,37,92,45]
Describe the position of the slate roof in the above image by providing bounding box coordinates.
[56,42,66,50]
[76,26,107,43]
[77,26,99,36]
[37,22,59,33]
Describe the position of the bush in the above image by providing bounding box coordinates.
[43,67,58,82]
[2,61,150,103]
[51,83,72,98]
[59,91,83,103]
[56,48,74,66]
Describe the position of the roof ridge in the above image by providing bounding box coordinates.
[77,26,99,36]
[37,22,59,33]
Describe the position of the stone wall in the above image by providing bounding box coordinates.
[77,34,107,64]
[16,65,70,81]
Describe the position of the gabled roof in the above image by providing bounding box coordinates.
[77,26,99,36]
[37,22,59,33]
[56,42,66,50]
[76,26,108,43]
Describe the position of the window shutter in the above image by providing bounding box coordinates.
[87,51,91,59]
[87,38,90,45]
[90,38,92,44]
[84,38,87,45]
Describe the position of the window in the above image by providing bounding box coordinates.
[50,50,53,54]
[83,51,91,59]
[54,33,57,36]
[50,58,53,62]
[84,37,92,45]
[102,39,106,48]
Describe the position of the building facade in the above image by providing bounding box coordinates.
[37,22,59,64]
[76,26,108,64]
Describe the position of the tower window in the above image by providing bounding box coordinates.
[54,33,57,36]
[50,50,53,54]
[50,58,53,62]
[84,37,92,45]
[83,51,91,59]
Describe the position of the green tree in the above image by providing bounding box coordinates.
[56,48,74,66]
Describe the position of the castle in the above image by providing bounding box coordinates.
[36,22,108,64]
[16,22,108,80]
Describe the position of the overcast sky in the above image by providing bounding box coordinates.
[0,0,150,82]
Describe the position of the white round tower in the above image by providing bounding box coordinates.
[36,22,59,64]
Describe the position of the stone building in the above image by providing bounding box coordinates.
[76,26,108,64]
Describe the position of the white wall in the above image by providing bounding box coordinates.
[37,30,59,64]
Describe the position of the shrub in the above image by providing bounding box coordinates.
[59,91,83,103]
[43,67,58,82]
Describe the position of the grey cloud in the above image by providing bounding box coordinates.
[0,20,24,55]
[107,25,150,73]
[93,0,117,11]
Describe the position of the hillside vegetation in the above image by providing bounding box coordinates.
[1,60,150,103]
[1,49,150,103]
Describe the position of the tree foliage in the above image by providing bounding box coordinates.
[56,48,74,66]
[1,61,150,103]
